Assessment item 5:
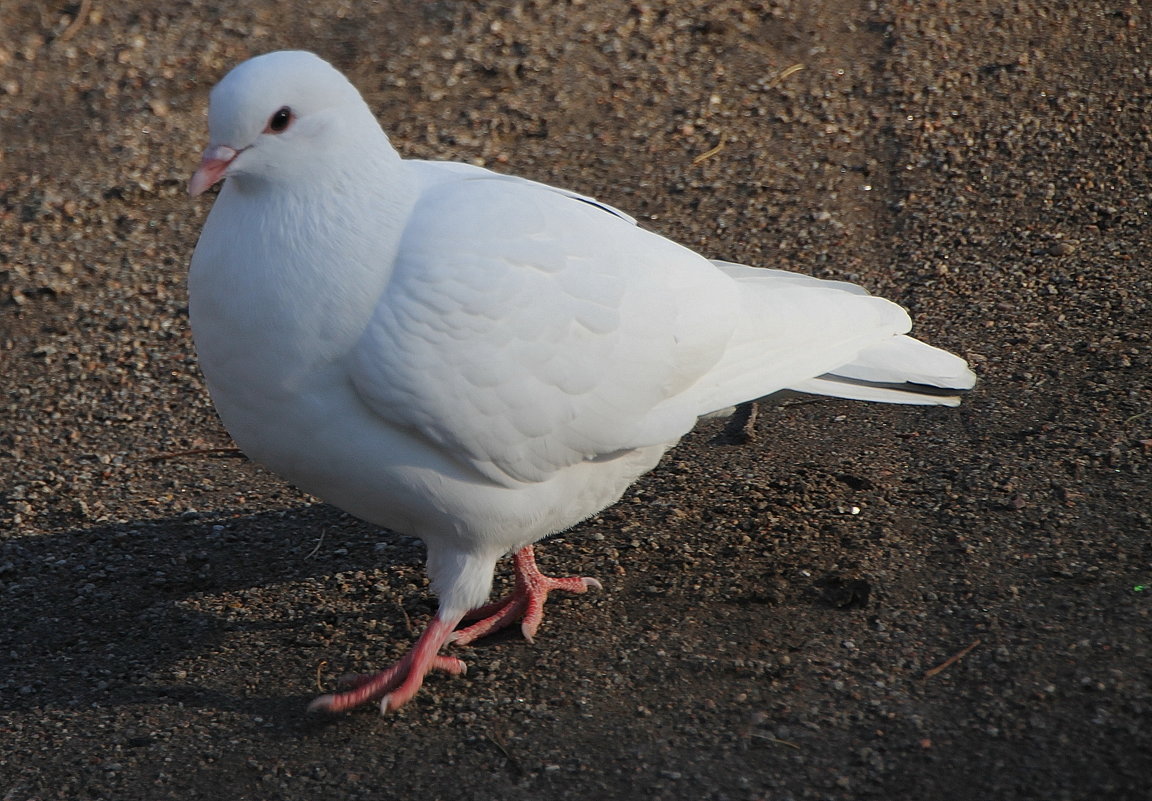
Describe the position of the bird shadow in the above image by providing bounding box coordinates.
[0,504,426,721]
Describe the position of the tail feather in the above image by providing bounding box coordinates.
[694,262,975,412]
[787,334,976,406]
[787,374,967,407]
[824,335,976,389]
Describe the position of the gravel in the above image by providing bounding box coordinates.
[2,1,1150,799]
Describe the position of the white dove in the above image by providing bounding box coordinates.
[188,51,975,714]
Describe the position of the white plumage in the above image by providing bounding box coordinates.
[188,51,975,714]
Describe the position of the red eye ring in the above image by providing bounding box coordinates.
[265,106,293,134]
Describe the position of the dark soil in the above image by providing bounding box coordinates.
[2,1,1150,799]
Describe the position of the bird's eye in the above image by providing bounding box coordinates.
[265,106,293,134]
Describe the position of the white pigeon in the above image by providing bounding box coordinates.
[188,51,975,714]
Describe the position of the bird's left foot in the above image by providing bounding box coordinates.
[451,545,601,645]
[308,614,467,714]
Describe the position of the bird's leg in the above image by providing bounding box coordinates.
[307,546,598,713]
[451,545,601,646]
[308,612,467,714]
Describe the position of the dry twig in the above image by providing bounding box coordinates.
[766,63,805,88]
[304,528,328,560]
[57,0,92,43]
[924,638,982,678]
[396,601,414,637]
[692,140,727,165]
[486,730,525,775]
[143,447,243,462]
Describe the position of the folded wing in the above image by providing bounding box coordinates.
[351,169,973,487]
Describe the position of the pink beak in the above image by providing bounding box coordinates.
[189,145,240,197]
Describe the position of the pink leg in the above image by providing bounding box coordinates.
[451,545,601,646]
[308,613,467,714]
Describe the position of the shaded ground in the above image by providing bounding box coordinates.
[2,1,1150,799]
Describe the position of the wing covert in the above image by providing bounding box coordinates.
[349,173,736,486]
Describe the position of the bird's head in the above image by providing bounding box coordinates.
[189,50,380,196]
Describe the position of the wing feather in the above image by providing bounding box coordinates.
[350,172,734,486]
[349,167,972,488]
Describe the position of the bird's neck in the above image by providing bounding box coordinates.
[190,146,419,383]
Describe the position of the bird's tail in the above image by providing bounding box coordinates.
[786,334,976,406]
[705,261,976,409]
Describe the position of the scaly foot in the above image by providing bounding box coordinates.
[308,546,600,714]
[308,614,467,714]
[451,545,601,645]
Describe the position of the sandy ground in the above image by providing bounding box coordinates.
[2,1,1150,799]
